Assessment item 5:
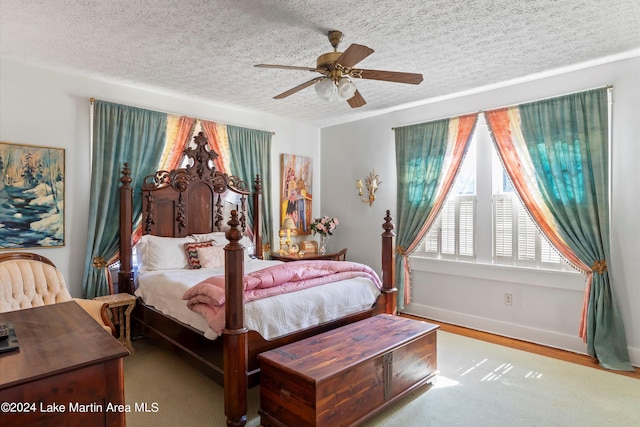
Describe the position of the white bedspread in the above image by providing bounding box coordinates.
[134,259,381,340]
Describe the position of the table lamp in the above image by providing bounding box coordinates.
[281,217,296,250]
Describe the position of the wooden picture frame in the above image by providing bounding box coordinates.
[280,153,313,235]
[0,142,65,249]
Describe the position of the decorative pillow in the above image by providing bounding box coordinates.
[137,235,195,272]
[190,232,254,261]
[197,245,226,269]
[184,240,215,269]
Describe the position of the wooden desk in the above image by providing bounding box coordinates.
[0,301,129,427]
[270,248,347,262]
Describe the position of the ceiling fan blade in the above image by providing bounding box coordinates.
[255,64,318,72]
[356,69,423,85]
[273,77,324,99]
[347,90,366,108]
[335,44,374,68]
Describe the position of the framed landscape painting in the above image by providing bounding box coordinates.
[0,142,65,249]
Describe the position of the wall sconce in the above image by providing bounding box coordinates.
[356,170,381,207]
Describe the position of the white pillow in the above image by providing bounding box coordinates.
[191,231,226,243]
[197,245,226,269]
[136,235,196,272]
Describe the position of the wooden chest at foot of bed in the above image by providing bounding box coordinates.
[258,314,438,427]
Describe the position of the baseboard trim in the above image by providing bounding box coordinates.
[404,303,639,368]
[404,303,585,354]
[628,346,640,368]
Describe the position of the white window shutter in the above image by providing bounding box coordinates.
[441,201,456,255]
[424,217,439,253]
[494,195,513,258]
[458,196,475,257]
[540,237,561,263]
[517,203,537,261]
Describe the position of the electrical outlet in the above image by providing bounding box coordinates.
[504,293,513,306]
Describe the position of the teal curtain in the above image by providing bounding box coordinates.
[226,125,273,251]
[82,101,166,298]
[518,88,631,370]
[395,120,450,310]
[395,114,477,310]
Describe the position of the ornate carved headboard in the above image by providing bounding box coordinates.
[118,131,263,294]
[140,132,251,237]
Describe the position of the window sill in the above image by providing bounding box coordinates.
[408,256,585,291]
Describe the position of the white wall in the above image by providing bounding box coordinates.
[321,56,640,366]
[0,60,320,298]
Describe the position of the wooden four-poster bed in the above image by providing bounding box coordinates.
[117,132,399,426]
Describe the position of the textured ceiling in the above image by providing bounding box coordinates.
[1,0,639,128]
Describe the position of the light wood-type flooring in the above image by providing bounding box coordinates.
[400,314,640,380]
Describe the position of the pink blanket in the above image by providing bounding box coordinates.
[183,260,382,335]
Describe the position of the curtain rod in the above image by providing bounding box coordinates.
[391,110,481,131]
[390,84,612,130]
[90,97,276,135]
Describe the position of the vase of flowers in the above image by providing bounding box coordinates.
[319,235,329,254]
[310,216,339,254]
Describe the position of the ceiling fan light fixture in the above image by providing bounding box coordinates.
[315,77,357,103]
[315,77,342,102]
[314,77,334,100]
[258,29,422,108]
[337,77,357,99]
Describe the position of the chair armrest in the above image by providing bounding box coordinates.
[72,298,116,335]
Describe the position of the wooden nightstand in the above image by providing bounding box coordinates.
[270,248,347,262]
[94,293,136,353]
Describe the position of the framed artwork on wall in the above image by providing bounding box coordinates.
[0,142,65,249]
[280,153,313,235]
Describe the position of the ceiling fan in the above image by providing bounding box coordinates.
[255,30,423,108]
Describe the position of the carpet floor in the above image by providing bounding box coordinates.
[124,330,640,427]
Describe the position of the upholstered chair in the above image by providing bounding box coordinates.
[0,252,115,334]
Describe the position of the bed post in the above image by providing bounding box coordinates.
[253,174,263,260]
[224,210,248,427]
[118,163,134,295]
[381,210,398,314]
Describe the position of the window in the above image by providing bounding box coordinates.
[413,114,572,271]
[416,136,476,260]
[493,192,565,268]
